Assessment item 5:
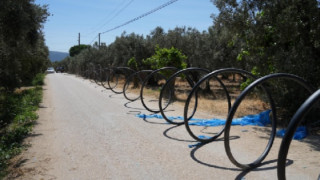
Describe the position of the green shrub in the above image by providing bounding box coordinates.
[143,46,187,70]
[31,73,45,86]
[0,87,42,178]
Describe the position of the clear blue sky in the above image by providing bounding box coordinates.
[35,0,218,53]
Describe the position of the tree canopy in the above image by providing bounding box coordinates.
[211,0,320,80]
[143,46,187,70]
[69,44,91,57]
[0,0,50,91]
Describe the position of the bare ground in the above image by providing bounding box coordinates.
[5,73,320,179]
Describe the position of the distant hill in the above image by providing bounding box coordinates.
[49,51,69,62]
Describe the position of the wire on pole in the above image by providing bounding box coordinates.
[100,0,179,34]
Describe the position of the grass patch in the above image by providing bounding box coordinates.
[31,73,45,86]
[0,86,42,178]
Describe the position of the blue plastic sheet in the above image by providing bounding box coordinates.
[276,126,308,140]
[137,111,308,140]
[137,110,272,127]
[188,142,204,148]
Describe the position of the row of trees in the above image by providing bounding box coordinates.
[57,26,244,74]
[55,0,319,127]
[0,0,50,91]
[58,0,320,89]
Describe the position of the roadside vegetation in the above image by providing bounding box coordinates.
[0,74,45,178]
[0,0,49,178]
[0,0,50,91]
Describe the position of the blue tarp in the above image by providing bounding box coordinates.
[276,126,307,140]
[137,110,308,140]
[136,110,272,127]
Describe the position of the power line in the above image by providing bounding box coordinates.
[84,0,134,37]
[98,0,134,32]
[101,0,179,34]
[89,34,99,45]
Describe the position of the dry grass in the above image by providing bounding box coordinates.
[14,87,35,94]
[107,75,269,118]
[169,95,268,118]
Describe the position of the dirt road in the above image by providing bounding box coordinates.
[7,73,319,179]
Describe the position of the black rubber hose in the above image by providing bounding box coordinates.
[123,70,153,101]
[277,89,320,180]
[106,67,119,90]
[108,67,136,94]
[184,68,253,143]
[159,67,210,125]
[93,65,103,86]
[224,73,315,170]
[140,67,178,113]
[100,68,112,90]
[107,67,132,93]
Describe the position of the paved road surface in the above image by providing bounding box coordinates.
[9,73,318,179]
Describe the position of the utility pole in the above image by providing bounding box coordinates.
[98,33,101,48]
[78,33,80,46]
